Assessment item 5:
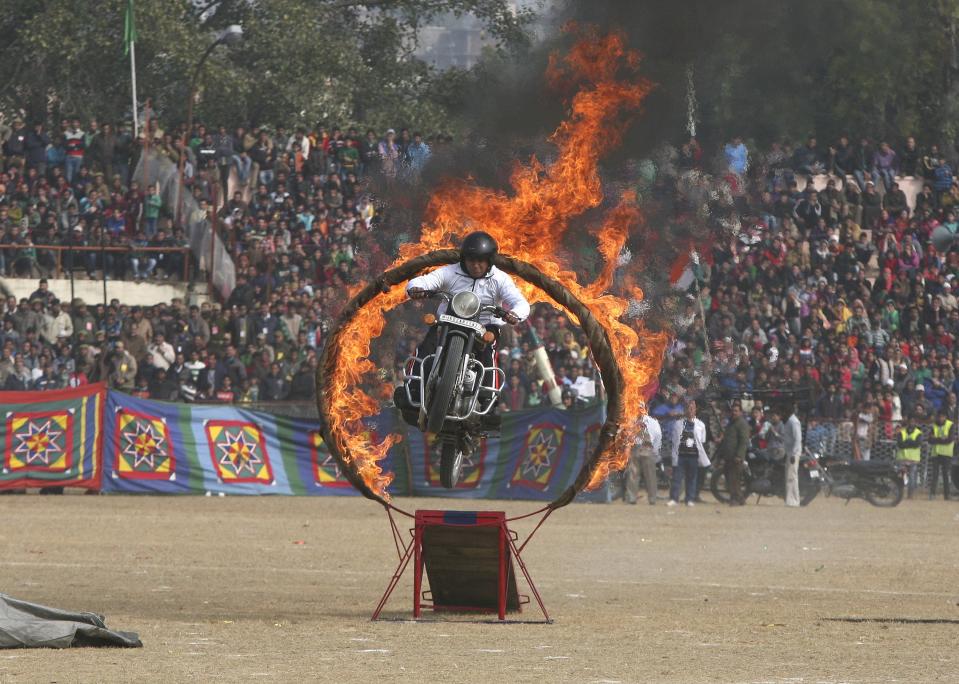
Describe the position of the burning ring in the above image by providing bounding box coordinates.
[316,249,625,511]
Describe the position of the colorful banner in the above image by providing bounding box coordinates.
[102,392,397,496]
[2,387,612,500]
[403,403,607,501]
[0,384,104,490]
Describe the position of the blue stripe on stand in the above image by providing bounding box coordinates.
[442,511,479,525]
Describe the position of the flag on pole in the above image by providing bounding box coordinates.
[124,0,137,55]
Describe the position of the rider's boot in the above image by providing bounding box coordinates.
[393,386,421,428]
[480,410,501,432]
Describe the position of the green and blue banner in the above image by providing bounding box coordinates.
[101,391,397,496]
[0,384,104,490]
[2,387,609,501]
[403,403,606,501]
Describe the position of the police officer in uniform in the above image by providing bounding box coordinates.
[928,410,953,500]
[896,414,923,500]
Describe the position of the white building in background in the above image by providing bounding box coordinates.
[415,0,554,70]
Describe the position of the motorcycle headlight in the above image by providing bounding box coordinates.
[450,291,481,319]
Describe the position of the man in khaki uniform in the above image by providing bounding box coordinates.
[625,413,662,505]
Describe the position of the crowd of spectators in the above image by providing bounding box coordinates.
[6,109,959,463]
[649,133,959,470]
[0,113,443,402]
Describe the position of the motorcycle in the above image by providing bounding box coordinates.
[710,446,823,506]
[401,290,508,488]
[818,455,905,507]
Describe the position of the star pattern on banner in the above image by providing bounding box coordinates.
[121,420,165,470]
[320,452,343,479]
[217,429,263,476]
[13,419,63,466]
[523,429,557,479]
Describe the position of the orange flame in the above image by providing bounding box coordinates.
[328,27,668,498]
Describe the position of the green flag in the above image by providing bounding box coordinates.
[124,0,137,55]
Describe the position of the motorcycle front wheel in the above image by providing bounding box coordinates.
[439,441,464,489]
[864,474,904,507]
[426,335,466,435]
[798,470,821,506]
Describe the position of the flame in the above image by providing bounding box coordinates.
[327,26,668,498]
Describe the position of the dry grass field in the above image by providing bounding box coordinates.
[0,492,957,683]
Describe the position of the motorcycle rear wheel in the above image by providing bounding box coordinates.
[710,468,750,504]
[864,475,904,507]
[426,335,465,435]
[439,441,464,489]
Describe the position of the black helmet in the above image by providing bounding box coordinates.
[460,231,498,274]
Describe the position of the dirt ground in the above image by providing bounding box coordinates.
[0,492,957,684]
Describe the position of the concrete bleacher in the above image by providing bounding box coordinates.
[794,174,924,212]
[0,277,208,307]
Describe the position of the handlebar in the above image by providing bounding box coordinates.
[413,290,514,323]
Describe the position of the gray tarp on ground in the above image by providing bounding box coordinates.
[0,594,141,648]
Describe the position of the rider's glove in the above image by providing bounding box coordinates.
[504,312,519,325]
[408,288,428,300]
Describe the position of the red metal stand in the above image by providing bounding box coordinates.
[372,507,551,622]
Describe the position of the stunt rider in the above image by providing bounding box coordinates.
[395,231,530,429]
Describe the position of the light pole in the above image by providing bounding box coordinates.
[175,24,243,233]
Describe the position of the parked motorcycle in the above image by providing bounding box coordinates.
[401,291,508,488]
[818,455,905,507]
[710,447,822,506]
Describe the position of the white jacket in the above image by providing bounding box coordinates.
[634,414,663,460]
[407,264,530,327]
[670,417,711,468]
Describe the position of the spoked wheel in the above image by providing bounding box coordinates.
[440,441,464,489]
[426,336,465,435]
[864,474,904,507]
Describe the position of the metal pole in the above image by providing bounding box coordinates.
[177,40,220,228]
[67,230,74,305]
[209,182,218,298]
[130,40,139,140]
[100,229,108,308]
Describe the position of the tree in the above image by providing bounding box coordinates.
[0,0,534,130]
[550,0,959,150]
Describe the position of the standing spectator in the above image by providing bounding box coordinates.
[146,332,175,374]
[668,399,709,507]
[784,403,803,507]
[3,116,27,164]
[895,413,922,499]
[107,340,137,391]
[717,403,750,506]
[250,130,275,187]
[626,413,662,505]
[378,129,400,180]
[933,157,954,205]
[724,136,748,176]
[928,409,953,500]
[113,121,133,184]
[405,132,431,175]
[261,362,289,400]
[143,184,162,238]
[24,122,50,176]
[63,118,85,183]
[853,138,879,191]
[855,400,877,461]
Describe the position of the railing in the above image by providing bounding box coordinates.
[4,244,192,282]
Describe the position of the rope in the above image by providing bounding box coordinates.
[517,508,554,555]
[315,249,627,512]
